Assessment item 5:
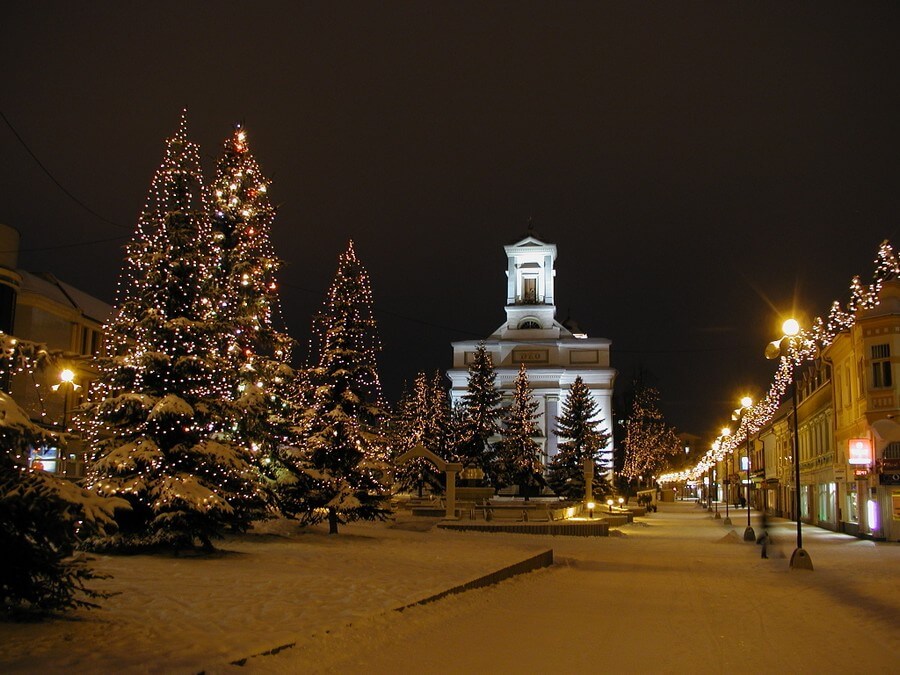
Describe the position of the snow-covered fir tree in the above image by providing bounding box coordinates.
[1,390,126,617]
[209,124,295,480]
[621,386,679,488]
[547,376,611,500]
[392,371,452,496]
[496,364,544,499]
[83,114,262,552]
[426,371,454,460]
[457,343,501,482]
[274,241,391,533]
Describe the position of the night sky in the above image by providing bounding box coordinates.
[3,2,900,438]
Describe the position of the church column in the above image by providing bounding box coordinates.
[546,395,560,462]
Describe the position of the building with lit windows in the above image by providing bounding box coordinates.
[824,278,900,541]
[0,223,111,477]
[447,230,617,475]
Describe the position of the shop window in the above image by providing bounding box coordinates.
[846,486,859,523]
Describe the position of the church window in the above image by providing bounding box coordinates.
[522,277,537,303]
[519,319,541,330]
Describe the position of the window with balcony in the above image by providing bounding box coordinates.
[871,344,892,389]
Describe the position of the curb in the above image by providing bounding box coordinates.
[227,549,553,668]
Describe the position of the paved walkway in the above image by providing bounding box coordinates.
[250,500,900,674]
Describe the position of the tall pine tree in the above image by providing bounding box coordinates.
[84,114,261,552]
[274,242,391,533]
[547,376,611,500]
[457,343,501,482]
[496,364,544,499]
[209,124,295,479]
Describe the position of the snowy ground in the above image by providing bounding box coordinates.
[1,502,898,674]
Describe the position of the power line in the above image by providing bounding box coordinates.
[0,109,130,232]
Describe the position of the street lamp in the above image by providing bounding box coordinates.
[51,368,80,430]
[721,427,732,525]
[710,438,724,519]
[607,498,614,513]
[739,396,756,542]
[587,501,595,519]
[766,318,813,570]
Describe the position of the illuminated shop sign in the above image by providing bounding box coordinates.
[848,438,873,465]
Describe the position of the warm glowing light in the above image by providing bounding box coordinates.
[740,396,753,408]
[59,369,75,384]
[782,318,800,337]
[848,438,873,465]
[721,427,731,437]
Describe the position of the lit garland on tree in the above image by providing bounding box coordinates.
[273,241,391,533]
[82,113,262,552]
[659,240,900,484]
[547,375,611,500]
[496,364,545,499]
[392,373,446,497]
[209,124,295,479]
[391,371,450,496]
[621,386,680,485]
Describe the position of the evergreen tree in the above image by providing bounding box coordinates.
[392,372,444,496]
[457,343,501,481]
[547,376,611,500]
[275,242,391,533]
[496,364,544,499]
[621,386,680,488]
[426,371,454,460]
[83,114,261,552]
[1,391,125,617]
[209,124,295,480]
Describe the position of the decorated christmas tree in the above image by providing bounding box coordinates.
[547,376,611,500]
[83,114,261,552]
[392,371,451,496]
[457,343,501,482]
[496,364,544,499]
[209,124,295,478]
[1,390,125,617]
[621,386,679,488]
[274,242,391,533]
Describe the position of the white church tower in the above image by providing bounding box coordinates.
[448,228,617,474]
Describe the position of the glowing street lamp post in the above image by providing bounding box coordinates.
[52,368,79,430]
[734,396,757,542]
[766,318,813,571]
[721,427,732,525]
[740,396,757,542]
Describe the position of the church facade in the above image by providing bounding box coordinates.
[448,232,617,474]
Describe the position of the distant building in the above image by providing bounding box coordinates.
[0,222,111,477]
[448,229,617,475]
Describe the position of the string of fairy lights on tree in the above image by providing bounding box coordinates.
[81,112,263,551]
[659,240,900,484]
[209,124,295,468]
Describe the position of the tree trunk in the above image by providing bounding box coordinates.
[328,507,339,535]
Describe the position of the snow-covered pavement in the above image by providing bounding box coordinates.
[2,502,897,674]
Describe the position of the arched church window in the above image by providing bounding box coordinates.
[519,319,541,330]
